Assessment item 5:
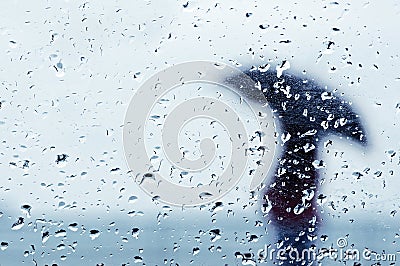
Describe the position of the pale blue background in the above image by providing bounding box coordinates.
[0,0,399,265]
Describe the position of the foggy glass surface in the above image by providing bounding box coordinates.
[0,1,399,265]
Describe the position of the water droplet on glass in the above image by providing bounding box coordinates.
[276,60,290,77]
[55,229,67,238]
[192,247,200,256]
[321,91,334,100]
[262,196,272,214]
[134,256,143,263]
[89,229,100,240]
[128,195,138,203]
[20,205,32,218]
[68,223,78,231]
[209,229,221,242]
[0,242,8,251]
[9,40,18,48]
[294,203,305,215]
[281,132,291,143]
[11,217,24,230]
[199,192,213,200]
[302,189,315,201]
[132,227,140,239]
[42,231,50,243]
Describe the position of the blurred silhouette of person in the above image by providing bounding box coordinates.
[244,68,367,265]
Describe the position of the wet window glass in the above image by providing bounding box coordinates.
[0,1,399,265]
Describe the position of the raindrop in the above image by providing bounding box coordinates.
[352,171,363,179]
[312,160,326,169]
[132,228,140,239]
[294,203,305,215]
[11,217,24,230]
[281,132,291,143]
[302,189,315,201]
[128,196,138,203]
[9,40,17,48]
[317,194,327,205]
[321,120,329,130]
[134,256,143,263]
[211,202,223,213]
[192,247,200,256]
[42,231,50,243]
[258,64,270,73]
[140,173,155,184]
[55,154,68,166]
[21,205,32,218]
[58,201,66,209]
[199,192,213,200]
[320,235,328,241]
[209,229,221,242]
[55,229,67,237]
[0,242,8,251]
[89,229,100,240]
[303,143,315,153]
[276,60,290,78]
[262,196,272,214]
[321,92,333,100]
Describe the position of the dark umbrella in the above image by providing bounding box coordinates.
[243,67,367,264]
